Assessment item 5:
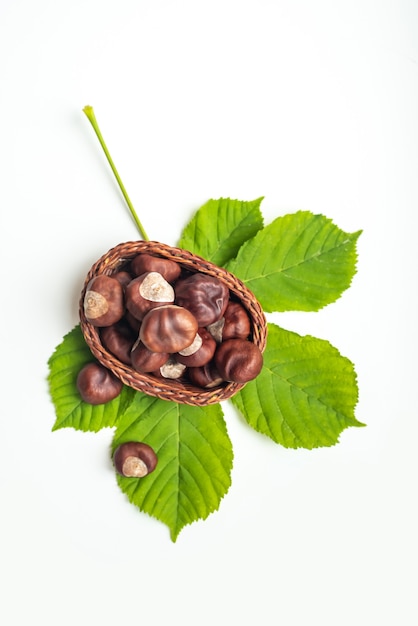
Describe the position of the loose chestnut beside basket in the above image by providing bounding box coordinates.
[79,240,268,407]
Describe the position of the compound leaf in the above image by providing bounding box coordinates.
[225,211,361,311]
[112,393,233,541]
[48,325,136,432]
[231,323,364,449]
[177,197,264,266]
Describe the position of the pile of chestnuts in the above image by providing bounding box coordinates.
[77,252,264,408]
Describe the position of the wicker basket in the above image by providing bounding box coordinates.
[79,240,267,406]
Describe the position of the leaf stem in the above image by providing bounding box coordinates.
[82,105,149,241]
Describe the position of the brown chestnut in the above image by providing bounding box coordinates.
[125,272,175,320]
[175,273,230,326]
[84,275,124,327]
[214,338,263,383]
[187,362,224,389]
[76,362,123,404]
[113,441,158,478]
[158,357,187,379]
[140,305,198,353]
[176,328,217,367]
[207,301,251,342]
[112,270,133,288]
[100,321,136,364]
[124,310,142,333]
[131,253,181,283]
[130,339,170,373]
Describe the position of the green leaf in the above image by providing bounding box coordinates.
[48,325,136,432]
[231,323,364,449]
[177,197,264,267]
[225,211,362,312]
[112,393,233,541]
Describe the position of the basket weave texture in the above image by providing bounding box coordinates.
[79,240,267,406]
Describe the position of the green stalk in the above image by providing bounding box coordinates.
[82,105,149,241]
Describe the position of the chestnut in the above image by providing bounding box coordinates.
[174,273,230,326]
[125,310,142,333]
[100,321,136,364]
[113,441,158,478]
[214,338,263,383]
[112,270,133,288]
[176,328,217,367]
[130,339,170,373]
[125,272,175,320]
[76,362,123,404]
[140,305,198,353]
[187,362,224,389]
[158,357,187,379]
[207,301,251,342]
[131,253,181,283]
[84,275,124,327]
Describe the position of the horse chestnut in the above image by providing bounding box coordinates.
[207,301,251,342]
[100,321,136,364]
[84,275,124,327]
[113,441,158,477]
[112,270,133,288]
[76,362,123,404]
[140,305,198,353]
[130,339,170,373]
[125,272,175,320]
[176,328,216,367]
[214,338,263,383]
[174,273,229,326]
[187,362,224,389]
[158,357,187,379]
[131,253,181,283]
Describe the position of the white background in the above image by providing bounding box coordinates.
[1,0,417,624]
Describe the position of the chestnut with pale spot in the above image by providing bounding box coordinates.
[207,301,251,342]
[158,356,187,379]
[176,328,216,367]
[125,271,175,320]
[84,275,124,327]
[113,442,158,478]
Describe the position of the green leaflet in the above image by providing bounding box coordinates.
[112,393,233,542]
[177,197,264,266]
[231,323,364,449]
[225,211,362,312]
[47,325,136,432]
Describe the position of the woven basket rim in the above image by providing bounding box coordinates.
[79,240,267,406]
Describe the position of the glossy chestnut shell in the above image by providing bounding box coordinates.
[175,273,230,326]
